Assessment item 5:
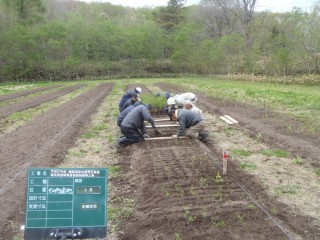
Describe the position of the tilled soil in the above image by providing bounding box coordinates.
[0,84,85,119]
[114,138,318,239]
[0,85,61,102]
[0,83,113,239]
[110,84,320,239]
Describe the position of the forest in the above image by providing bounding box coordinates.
[0,0,320,82]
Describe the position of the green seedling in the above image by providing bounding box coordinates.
[175,184,185,197]
[315,168,320,176]
[212,191,223,201]
[183,207,195,223]
[215,173,224,183]
[248,203,256,209]
[199,177,208,187]
[189,186,197,195]
[107,134,115,143]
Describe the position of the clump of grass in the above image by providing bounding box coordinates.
[292,157,303,165]
[232,149,252,157]
[274,185,300,196]
[315,168,320,176]
[108,165,121,177]
[240,162,257,170]
[259,149,290,158]
[224,127,236,137]
[82,131,96,139]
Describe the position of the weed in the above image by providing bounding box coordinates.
[224,128,236,137]
[315,168,320,176]
[83,131,96,139]
[68,150,85,158]
[232,149,252,157]
[270,207,278,214]
[240,162,257,170]
[259,149,290,158]
[107,134,115,143]
[292,157,303,165]
[108,165,121,177]
[92,123,108,131]
[274,185,300,196]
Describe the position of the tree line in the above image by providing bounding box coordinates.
[0,0,319,82]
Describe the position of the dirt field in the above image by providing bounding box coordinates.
[0,80,319,240]
[0,83,113,239]
[110,83,320,240]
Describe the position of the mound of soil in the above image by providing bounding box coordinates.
[0,84,85,119]
[0,85,61,102]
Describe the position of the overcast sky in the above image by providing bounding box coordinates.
[79,0,317,12]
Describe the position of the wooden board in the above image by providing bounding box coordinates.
[224,115,239,124]
[145,136,187,141]
[219,116,234,125]
[146,124,179,128]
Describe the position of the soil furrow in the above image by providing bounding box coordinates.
[0,85,62,102]
[0,83,113,239]
[0,84,85,119]
[115,140,293,240]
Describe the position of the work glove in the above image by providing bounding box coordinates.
[143,133,150,138]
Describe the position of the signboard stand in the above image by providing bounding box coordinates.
[24,168,108,240]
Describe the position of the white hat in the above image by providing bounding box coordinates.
[135,87,142,94]
[167,97,176,105]
[184,100,193,105]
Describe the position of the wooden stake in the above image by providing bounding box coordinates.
[223,149,228,175]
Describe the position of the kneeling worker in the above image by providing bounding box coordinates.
[168,108,208,143]
[117,104,160,147]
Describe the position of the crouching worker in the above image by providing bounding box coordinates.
[168,108,208,143]
[117,104,160,148]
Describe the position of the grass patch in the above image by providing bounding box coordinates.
[68,150,85,158]
[240,162,257,170]
[224,127,236,137]
[315,168,320,176]
[274,185,300,196]
[232,149,252,157]
[259,149,290,158]
[82,131,96,139]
